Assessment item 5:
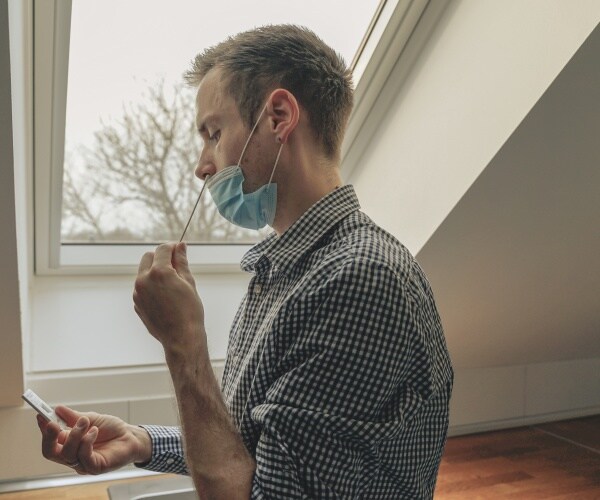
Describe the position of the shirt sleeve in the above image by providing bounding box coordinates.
[134,425,189,475]
[249,258,437,499]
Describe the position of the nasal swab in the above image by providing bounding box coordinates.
[179,175,210,243]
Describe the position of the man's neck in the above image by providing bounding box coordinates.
[271,157,343,236]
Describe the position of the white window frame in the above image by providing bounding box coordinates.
[32,0,437,275]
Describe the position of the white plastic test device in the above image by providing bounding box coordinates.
[22,389,69,430]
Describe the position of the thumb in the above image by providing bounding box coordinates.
[54,405,81,427]
[173,242,194,285]
[173,242,188,266]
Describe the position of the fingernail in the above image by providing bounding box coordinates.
[77,419,86,429]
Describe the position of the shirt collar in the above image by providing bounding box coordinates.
[240,184,360,275]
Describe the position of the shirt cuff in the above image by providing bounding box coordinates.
[134,425,189,475]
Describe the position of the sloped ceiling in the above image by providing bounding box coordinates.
[417,23,600,368]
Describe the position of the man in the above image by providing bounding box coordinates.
[38,25,453,499]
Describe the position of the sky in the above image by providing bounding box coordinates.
[65,0,381,151]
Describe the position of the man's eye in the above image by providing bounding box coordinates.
[209,130,221,142]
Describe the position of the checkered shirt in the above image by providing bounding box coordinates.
[137,185,454,498]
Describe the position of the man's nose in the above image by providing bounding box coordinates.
[195,149,216,180]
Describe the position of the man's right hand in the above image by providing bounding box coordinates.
[37,405,152,475]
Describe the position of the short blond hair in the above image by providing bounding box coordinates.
[185,24,354,158]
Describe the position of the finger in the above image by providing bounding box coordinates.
[37,414,64,441]
[138,251,155,276]
[61,416,90,465]
[55,405,81,428]
[153,243,176,269]
[173,242,195,286]
[78,426,99,473]
[36,413,47,430]
[40,418,63,462]
[39,414,69,443]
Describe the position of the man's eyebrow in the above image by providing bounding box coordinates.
[196,113,219,134]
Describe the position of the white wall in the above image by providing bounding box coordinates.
[29,273,248,371]
[349,0,600,255]
[417,19,600,368]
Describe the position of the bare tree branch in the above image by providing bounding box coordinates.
[62,81,267,244]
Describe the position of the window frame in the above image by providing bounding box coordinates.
[32,0,430,275]
[34,0,70,275]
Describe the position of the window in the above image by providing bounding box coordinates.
[33,0,422,274]
[11,0,436,394]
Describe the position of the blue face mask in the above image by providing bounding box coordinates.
[206,105,284,230]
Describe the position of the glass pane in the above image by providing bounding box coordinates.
[61,0,382,244]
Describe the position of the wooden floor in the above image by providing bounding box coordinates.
[2,414,599,499]
[436,414,600,498]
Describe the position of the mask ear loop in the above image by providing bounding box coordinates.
[267,142,284,184]
[237,104,268,166]
[237,103,284,185]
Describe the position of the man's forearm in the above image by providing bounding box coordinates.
[165,339,256,499]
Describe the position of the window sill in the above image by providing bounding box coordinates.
[36,243,252,276]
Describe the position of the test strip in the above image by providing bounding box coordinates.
[22,389,69,430]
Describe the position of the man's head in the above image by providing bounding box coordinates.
[185,24,354,160]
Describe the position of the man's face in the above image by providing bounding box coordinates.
[194,68,273,193]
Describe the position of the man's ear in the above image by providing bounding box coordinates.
[266,89,299,144]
